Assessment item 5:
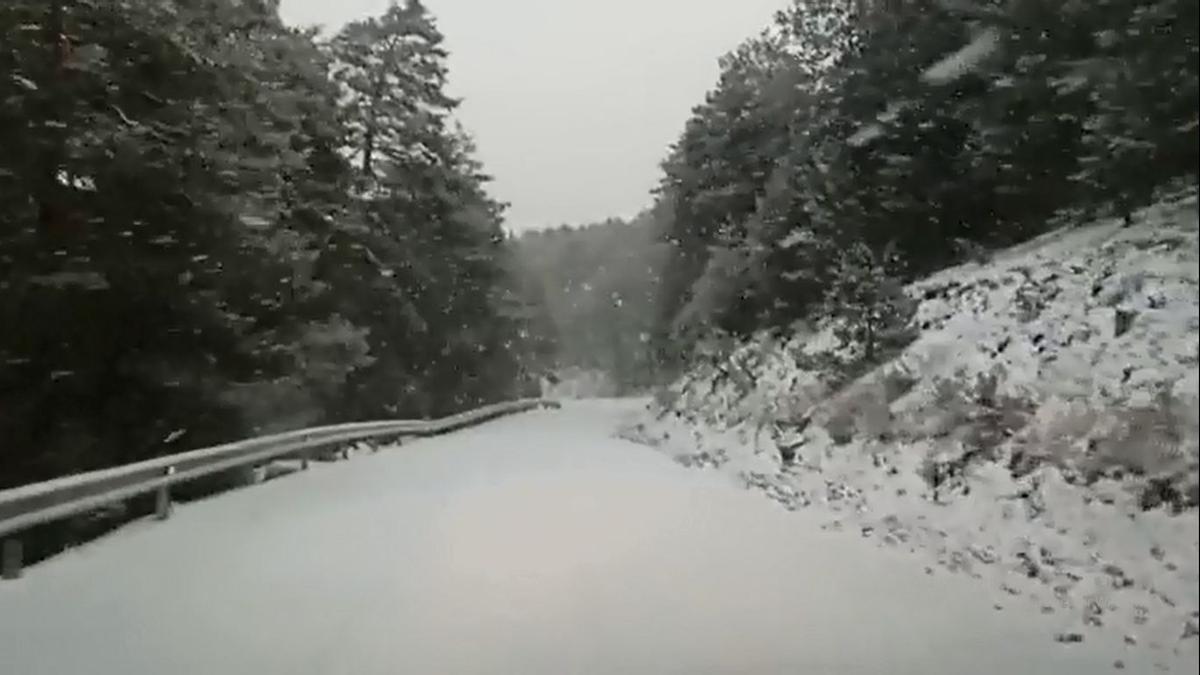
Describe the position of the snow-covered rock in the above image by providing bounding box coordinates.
[626,193,1200,669]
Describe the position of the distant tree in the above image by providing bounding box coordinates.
[513,215,667,393]
[822,241,916,364]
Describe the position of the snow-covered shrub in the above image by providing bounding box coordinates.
[1012,397,1097,474]
[1001,389,1199,517]
[1086,388,1193,479]
[890,366,988,441]
[809,363,922,447]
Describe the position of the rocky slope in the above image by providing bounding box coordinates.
[624,193,1199,671]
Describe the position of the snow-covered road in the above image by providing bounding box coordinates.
[0,400,1159,674]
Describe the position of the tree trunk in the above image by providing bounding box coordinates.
[37,0,67,239]
[864,316,875,362]
[361,127,375,177]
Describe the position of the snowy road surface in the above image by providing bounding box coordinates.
[0,400,1159,674]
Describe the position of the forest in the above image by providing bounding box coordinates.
[0,0,549,491]
[530,0,1196,390]
[2,0,1197,490]
[511,215,666,394]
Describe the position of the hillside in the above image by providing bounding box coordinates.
[625,194,1199,670]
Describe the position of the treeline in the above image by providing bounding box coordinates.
[649,0,1197,368]
[0,0,542,490]
[512,214,667,393]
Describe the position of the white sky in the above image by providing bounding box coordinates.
[279,0,785,231]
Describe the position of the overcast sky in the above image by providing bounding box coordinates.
[279,0,784,231]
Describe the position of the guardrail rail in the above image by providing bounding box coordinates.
[0,398,559,580]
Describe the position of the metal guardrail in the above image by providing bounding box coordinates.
[0,398,559,579]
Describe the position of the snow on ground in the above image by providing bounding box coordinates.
[627,194,1200,672]
[544,366,619,399]
[0,400,1163,674]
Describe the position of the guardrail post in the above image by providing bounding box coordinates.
[301,453,310,470]
[155,466,175,521]
[2,538,22,580]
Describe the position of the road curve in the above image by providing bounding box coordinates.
[0,400,1156,674]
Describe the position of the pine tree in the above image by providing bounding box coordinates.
[822,241,915,364]
[648,0,1198,363]
[329,0,518,417]
[1,0,528,490]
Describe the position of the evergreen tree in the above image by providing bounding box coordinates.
[822,241,916,363]
[1,0,531,492]
[328,0,519,416]
[649,0,1197,362]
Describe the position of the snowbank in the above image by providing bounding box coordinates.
[627,194,1200,670]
